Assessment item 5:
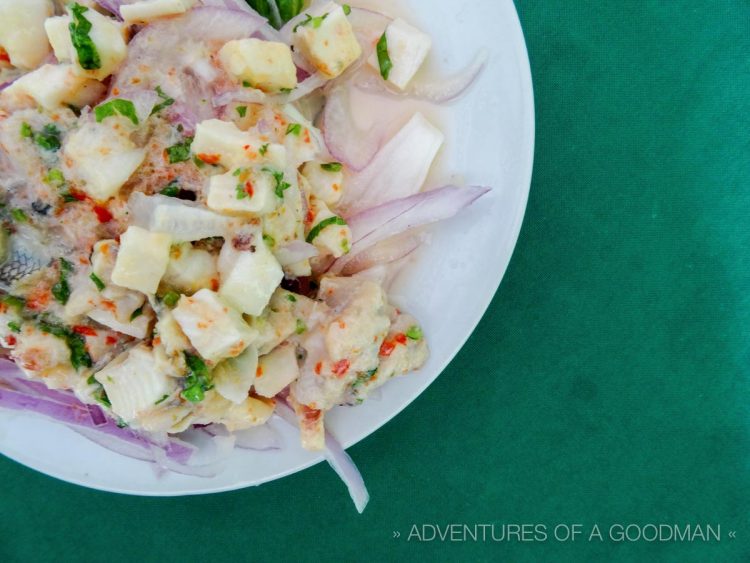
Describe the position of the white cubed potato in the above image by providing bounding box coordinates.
[154,310,190,356]
[306,199,351,258]
[129,193,238,242]
[218,228,284,316]
[66,7,127,80]
[95,344,179,423]
[367,18,432,90]
[0,0,52,69]
[63,119,146,201]
[192,119,264,169]
[300,161,344,206]
[44,16,71,62]
[3,64,106,111]
[213,345,258,404]
[255,343,299,398]
[172,289,256,363]
[221,396,274,430]
[207,168,278,216]
[294,2,361,78]
[162,243,218,294]
[218,38,297,93]
[121,0,196,24]
[111,226,172,294]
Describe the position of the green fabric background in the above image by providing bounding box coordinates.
[2,1,749,561]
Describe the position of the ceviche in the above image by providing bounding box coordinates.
[0,0,489,511]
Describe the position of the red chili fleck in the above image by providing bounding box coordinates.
[244,181,254,198]
[303,130,311,144]
[210,278,220,291]
[5,335,16,346]
[331,359,350,377]
[197,153,220,165]
[105,335,118,345]
[395,333,407,345]
[305,209,315,225]
[73,325,98,337]
[314,361,323,375]
[379,341,395,357]
[256,365,264,378]
[69,189,87,202]
[93,205,113,223]
[301,405,321,422]
[0,50,10,64]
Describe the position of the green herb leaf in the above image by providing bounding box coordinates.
[262,233,275,247]
[242,80,252,88]
[39,320,92,370]
[286,123,302,136]
[166,137,193,163]
[53,259,73,304]
[294,12,328,32]
[3,295,25,311]
[150,86,175,116]
[376,31,393,80]
[236,184,250,200]
[155,394,170,405]
[321,162,343,172]
[95,99,139,126]
[162,291,180,308]
[286,294,297,302]
[130,306,144,322]
[46,168,65,186]
[89,272,105,291]
[306,215,347,243]
[236,105,247,118]
[160,180,180,197]
[295,318,307,334]
[342,4,351,15]
[181,352,212,403]
[406,325,423,340]
[246,0,304,30]
[69,3,102,70]
[263,167,291,198]
[33,124,62,151]
[259,143,269,156]
[7,321,20,333]
[20,122,32,138]
[11,209,28,223]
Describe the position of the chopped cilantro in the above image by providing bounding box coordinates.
[38,320,92,370]
[155,394,170,405]
[10,209,28,222]
[20,122,32,138]
[286,123,302,136]
[321,162,343,172]
[376,31,393,80]
[406,325,423,340]
[95,99,139,126]
[162,291,180,308]
[33,124,62,151]
[166,137,193,163]
[295,318,307,334]
[130,306,144,322]
[263,167,291,198]
[246,0,303,30]
[46,168,65,186]
[286,294,297,302]
[294,12,328,32]
[306,215,347,243]
[3,295,25,311]
[181,352,212,403]
[69,3,102,70]
[236,184,250,200]
[7,321,20,334]
[259,143,269,156]
[236,105,247,118]
[262,233,275,247]
[150,86,175,116]
[242,80,252,88]
[343,4,351,15]
[89,272,105,291]
[52,258,73,305]
[160,180,180,197]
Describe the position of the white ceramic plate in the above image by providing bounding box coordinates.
[0,0,534,495]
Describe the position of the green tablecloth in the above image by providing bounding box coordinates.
[2,2,749,561]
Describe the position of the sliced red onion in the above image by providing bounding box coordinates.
[274,240,319,267]
[347,7,391,60]
[342,112,444,211]
[203,423,282,450]
[87,404,108,427]
[94,0,127,20]
[337,233,423,277]
[355,50,488,104]
[332,185,490,274]
[322,85,383,171]
[275,400,369,513]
